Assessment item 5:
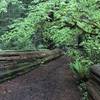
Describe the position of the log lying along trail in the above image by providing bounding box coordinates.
[86,64,100,100]
[0,49,63,83]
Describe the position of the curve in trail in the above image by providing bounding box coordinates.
[0,56,81,100]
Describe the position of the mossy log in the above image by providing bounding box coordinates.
[91,64,100,78]
[0,49,63,83]
[87,64,100,100]
[87,80,100,100]
[90,73,100,84]
[0,49,63,61]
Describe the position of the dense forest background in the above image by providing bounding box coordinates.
[0,0,100,80]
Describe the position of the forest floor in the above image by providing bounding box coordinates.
[0,56,81,100]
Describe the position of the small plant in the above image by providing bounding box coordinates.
[70,58,92,80]
[83,37,100,63]
[79,82,89,100]
[67,48,81,59]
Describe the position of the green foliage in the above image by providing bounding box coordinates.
[79,82,89,100]
[70,58,92,79]
[67,48,81,58]
[83,36,100,63]
[0,0,8,13]
[0,0,19,13]
[0,19,35,50]
[0,0,63,50]
[0,0,26,35]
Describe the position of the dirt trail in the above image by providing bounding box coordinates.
[0,56,81,100]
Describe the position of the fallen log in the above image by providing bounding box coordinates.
[91,64,100,78]
[87,64,100,100]
[90,73,100,84]
[87,80,100,100]
[0,49,63,83]
[0,49,63,70]
[0,49,63,61]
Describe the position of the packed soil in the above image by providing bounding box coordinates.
[0,56,81,100]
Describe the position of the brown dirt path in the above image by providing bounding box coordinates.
[0,56,81,100]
